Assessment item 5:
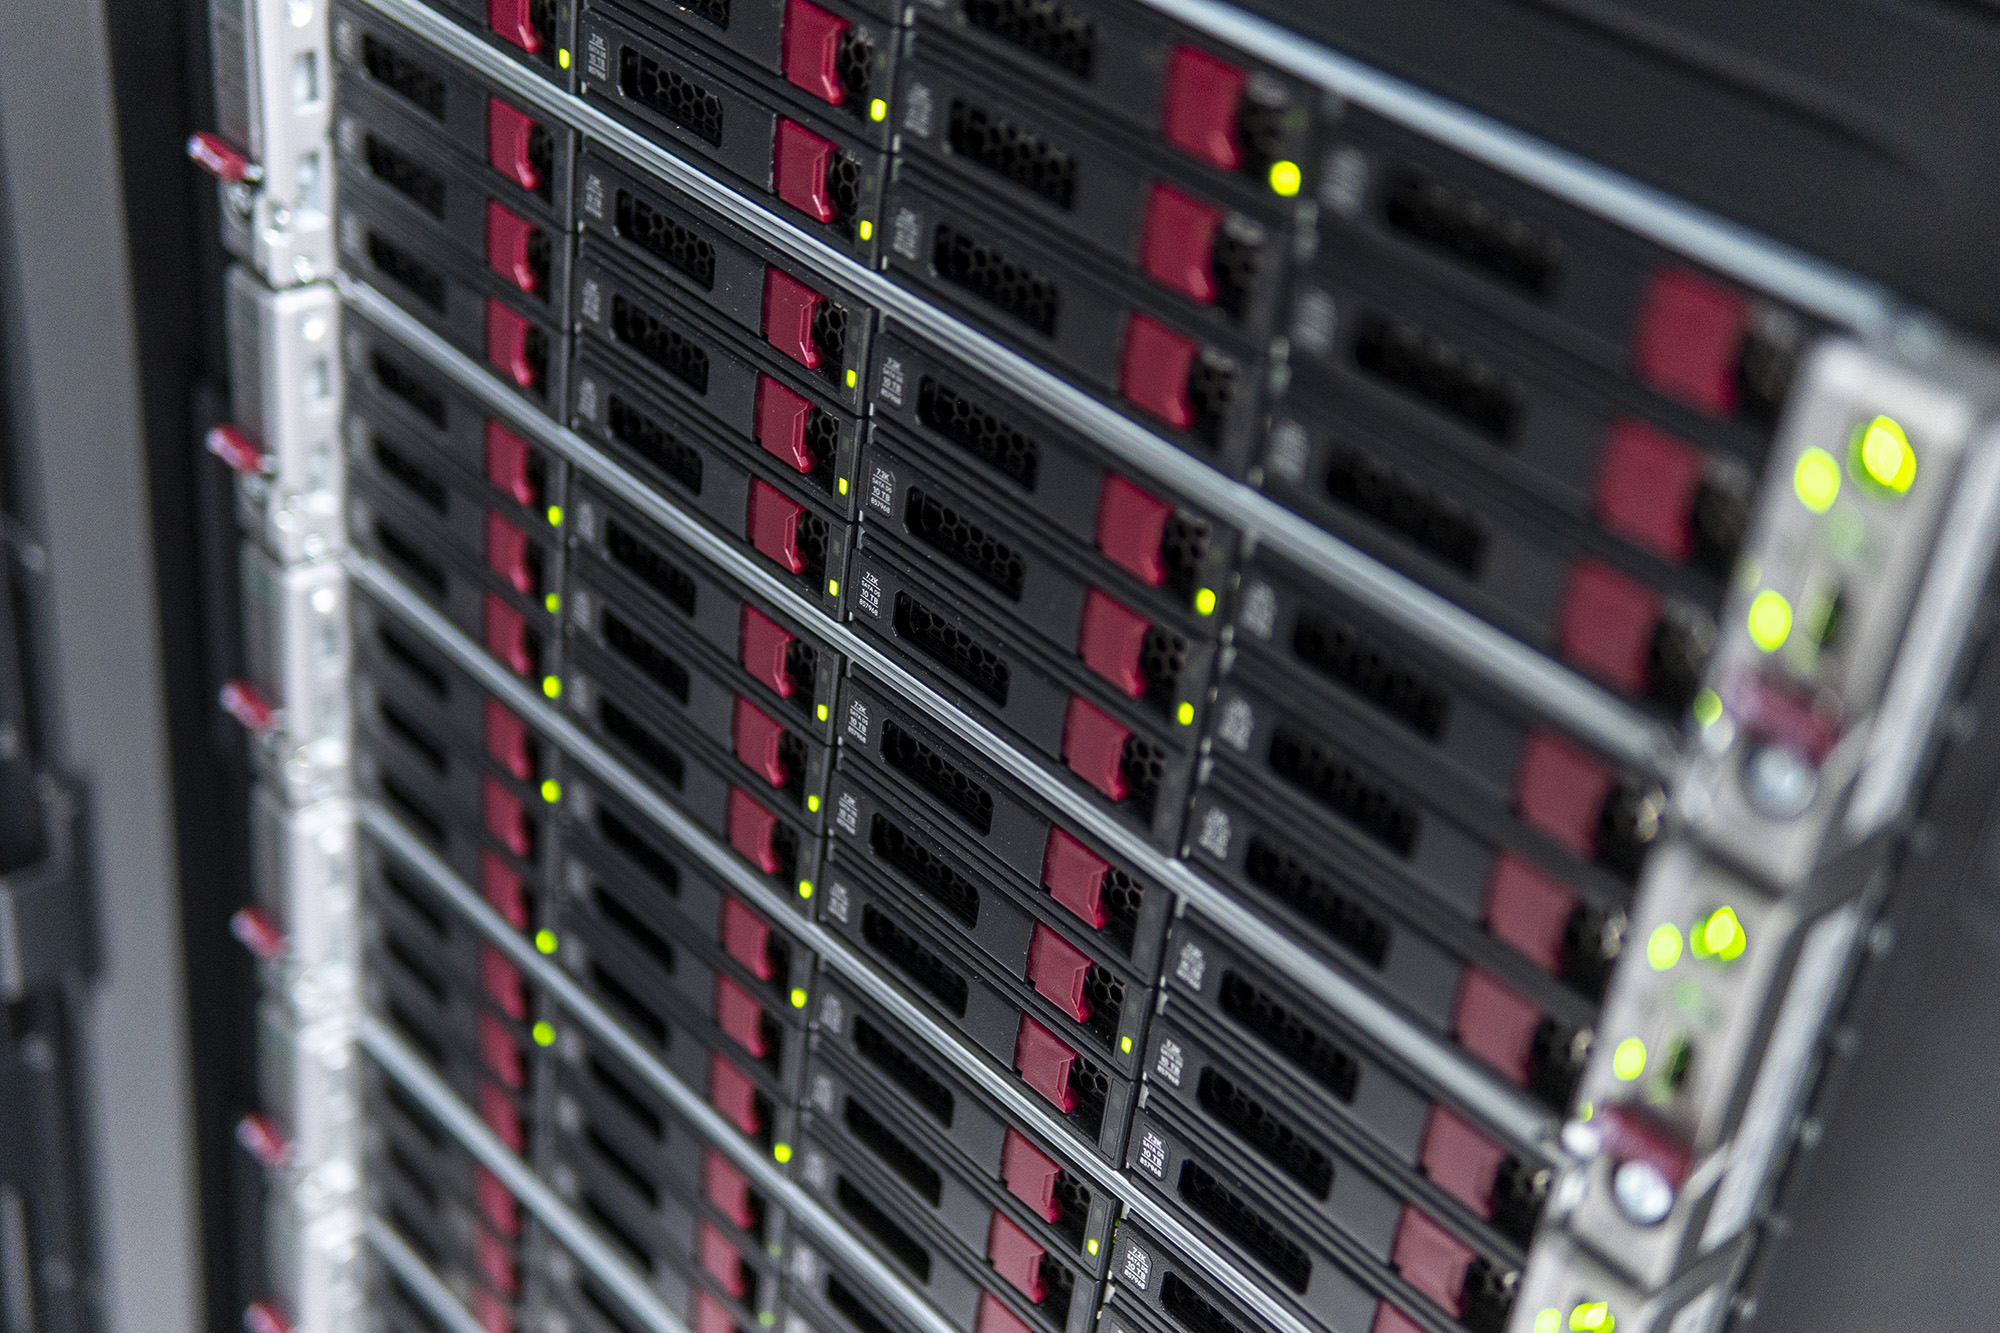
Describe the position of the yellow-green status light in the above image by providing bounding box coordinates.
[541,779,562,804]
[1194,587,1217,616]
[1792,447,1841,513]
[790,988,809,1009]
[535,929,559,955]
[1852,415,1916,494]
[1747,589,1792,652]
[543,675,563,700]
[869,98,888,122]
[773,1143,792,1164]
[1646,923,1684,971]
[1691,906,1747,962]
[547,504,564,527]
[1691,688,1723,729]
[1534,1311,1562,1333]
[1612,1037,1647,1081]
[532,1021,556,1046]
[1569,1303,1615,1333]
[1268,160,1301,196]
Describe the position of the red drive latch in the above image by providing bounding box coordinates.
[705,1147,758,1229]
[987,1211,1048,1302]
[726,787,785,876]
[188,131,261,184]
[235,1112,293,1169]
[1039,829,1111,931]
[763,268,827,371]
[1390,1207,1475,1316]
[747,480,809,575]
[1512,731,1615,862]
[477,1229,519,1298]
[709,1051,764,1137]
[999,1128,1063,1223]
[1025,924,1093,1023]
[1160,46,1246,172]
[485,696,536,783]
[483,943,528,1021]
[488,97,543,194]
[1482,853,1577,978]
[782,0,850,106]
[740,605,799,698]
[230,906,286,960]
[1094,475,1172,587]
[1013,1015,1079,1113]
[485,420,540,507]
[696,1294,734,1333]
[773,119,839,224]
[721,896,777,981]
[1417,1106,1510,1220]
[486,300,540,391]
[1061,696,1131,803]
[483,777,533,859]
[220,680,277,734]
[486,201,542,295]
[1722,669,1842,765]
[715,974,772,1059]
[1119,314,1199,432]
[701,1222,752,1297]
[477,1166,522,1239]
[481,1082,525,1152]
[756,375,819,475]
[1076,589,1151,698]
[978,1293,1032,1333]
[488,0,542,54]
[244,1301,293,1333]
[1140,184,1225,305]
[733,696,792,789]
[206,424,267,475]
[1451,970,1544,1088]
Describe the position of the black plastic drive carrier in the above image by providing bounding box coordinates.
[785,1236,938,1333]
[868,331,1238,622]
[552,648,826,905]
[339,191,570,412]
[1157,918,1552,1254]
[335,92,576,327]
[573,245,865,492]
[854,429,1218,724]
[893,29,1291,339]
[1256,383,1725,717]
[542,1259,763,1333]
[607,0,900,148]
[793,1126,1100,1333]
[333,0,580,216]
[803,1049,1116,1278]
[349,472,562,690]
[1102,1218,1429,1333]
[818,848,1146,1091]
[564,479,844,743]
[842,554,1193,847]
[579,148,878,415]
[566,563,833,823]
[365,1069,531,1315]
[547,1123,787,1332]
[1190,678,1636,1009]
[416,0,575,83]
[879,163,1260,474]
[347,312,572,537]
[563,594,835,830]
[916,0,1320,203]
[1315,109,1815,442]
[560,769,818,1019]
[578,0,888,260]
[567,345,860,591]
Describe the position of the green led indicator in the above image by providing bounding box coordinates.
[1646,923,1683,971]
[1691,688,1723,729]
[773,1143,792,1163]
[790,988,808,1009]
[1569,1303,1614,1333]
[540,779,562,804]
[542,675,563,699]
[1692,906,1747,962]
[1612,1038,1647,1081]
[1747,590,1793,652]
[1793,447,1841,513]
[1534,1312,1562,1333]
[532,1021,556,1046]
[1853,415,1916,494]
[535,929,558,955]
[547,504,564,527]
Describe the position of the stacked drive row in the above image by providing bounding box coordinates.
[199,0,2000,1330]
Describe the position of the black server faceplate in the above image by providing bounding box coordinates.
[867,331,1239,620]
[579,147,878,419]
[362,817,544,1006]
[367,871,546,1071]
[335,80,576,321]
[607,0,900,147]
[566,558,835,815]
[793,1126,1100,1333]
[819,847,1146,1083]
[558,783,819,1023]
[894,25,1293,340]
[567,345,862,587]
[1156,917,1556,1248]
[565,478,844,742]
[548,1133,787,1330]
[811,966,1132,1166]
[1310,104,1819,439]
[877,162,1261,475]
[548,1027,793,1256]
[339,183,572,412]
[333,0,581,202]
[1190,686,1631,1012]
[841,555,1194,849]
[366,1128,530,1318]
[855,427,1219,707]
[346,311,573,536]
[565,391,854,621]
[911,0,1321,203]
[783,1241,933,1333]
[367,1065,533,1258]
[577,0,888,262]
[356,714,557,907]
[369,952,539,1157]
[349,476,562,687]
[808,1053,1113,1281]
[349,420,567,614]
[407,0,576,86]
[565,630,834,832]
[827,758,1164,1010]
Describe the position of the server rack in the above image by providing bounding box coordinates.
[178,2,2000,1333]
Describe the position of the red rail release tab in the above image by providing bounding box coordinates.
[782,0,850,105]
[708,1052,763,1137]
[978,1293,1034,1333]
[1594,419,1704,563]
[486,201,542,295]
[1452,970,1543,1087]
[1014,1016,1078,1113]
[773,119,838,224]
[485,300,540,391]
[1390,1207,1475,1316]
[482,943,528,1021]
[748,479,809,575]
[486,511,536,596]
[1026,924,1094,1023]
[726,787,785,876]
[756,375,819,474]
[721,896,777,981]
[488,97,543,193]
[1061,696,1131,802]
[740,605,800,698]
[1140,184,1224,305]
[1633,267,1749,417]
[488,0,541,54]
[1483,853,1575,976]
[485,697,535,782]
[701,1222,751,1297]
[987,1211,1048,1302]
[763,267,827,370]
[482,777,532,859]
[733,697,792,789]
[1119,314,1199,432]
[1000,1128,1063,1222]
[1555,561,1659,698]
[1160,46,1245,171]
[704,1147,758,1229]
[1076,590,1151,698]
[1513,731,1615,860]
[1094,475,1172,587]
[1418,1105,1509,1219]
[482,852,529,930]
[1040,829,1111,931]
[485,420,539,508]
[484,592,536,677]
[715,975,771,1059]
